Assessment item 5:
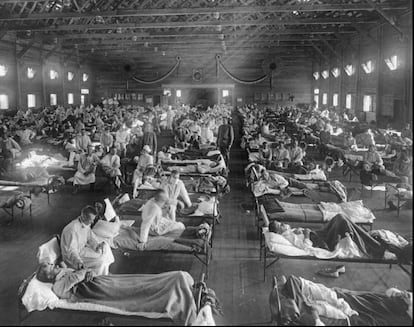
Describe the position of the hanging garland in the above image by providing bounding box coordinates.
[131,56,181,84]
[216,54,268,85]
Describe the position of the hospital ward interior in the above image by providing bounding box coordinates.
[0,0,413,326]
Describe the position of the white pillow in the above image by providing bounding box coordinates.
[104,198,117,221]
[37,238,60,264]
[92,220,120,239]
[22,277,59,312]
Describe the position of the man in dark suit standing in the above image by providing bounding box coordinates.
[217,117,234,166]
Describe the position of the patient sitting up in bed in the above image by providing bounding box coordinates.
[140,189,186,243]
[36,263,198,325]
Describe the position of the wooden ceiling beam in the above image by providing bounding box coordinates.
[0,3,407,21]
[62,37,337,47]
[1,17,378,31]
[45,28,356,41]
[321,39,342,61]
[310,41,329,62]
[16,38,36,58]
[365,0,405,38]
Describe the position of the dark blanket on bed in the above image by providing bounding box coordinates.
[335,288,411,326]
[311,214,385,258]
[113,225,206,253]
[73,271,197,325]
[278,275,411,326]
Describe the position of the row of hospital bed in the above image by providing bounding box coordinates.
[239,109,412,325]
[17,147,229,325]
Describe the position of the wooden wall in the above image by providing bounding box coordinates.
[0,39,94,112]
[312,15,412,126]
[93,58,313,107]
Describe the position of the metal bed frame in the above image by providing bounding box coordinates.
[17,235,211,325]
[260,230,412,287]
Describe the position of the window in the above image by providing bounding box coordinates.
[322,93,328,105]
[27,94,36,108]
[313,95,319,109]
[345,94,352,109]
[145,96,153,104]
[363,95,373,112]
[222,89,229,97]
[0,64,7,77]
[67,71,74,81]
[82,73,89,82]
[27,67,35,79]
[67,93,74,105]
[331,68,340,78]
[81,88,89,95]
[344,64,355,76]
[81,95,85,106]
[313,72,320,80]
[49,69,58,80]
[321,70,329,79]
[137,93,143,101]
[0,94,9,109]
[361,60,374,74]
[176,89,182,98]
[385,55,398,71]
[50,93,57,106]
[332,93,339,106]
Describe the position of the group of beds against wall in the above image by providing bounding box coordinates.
[312,14,412,126]
[0,46,94,112]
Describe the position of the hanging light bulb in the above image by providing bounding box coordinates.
[95,15,104,23]
[162,51,166,56]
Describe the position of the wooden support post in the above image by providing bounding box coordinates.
[14,40,22,109]
[376,26,384,118]
[40,46,47,107]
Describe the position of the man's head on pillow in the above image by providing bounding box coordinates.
[269,221,291,234]
[36,262,60,283]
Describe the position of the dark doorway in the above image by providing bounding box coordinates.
[187,88,217,109]
[153,95,161,106]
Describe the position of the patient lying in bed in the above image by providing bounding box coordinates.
[268,214,412,261]
[270,275,412,326]
[35,263,198,325]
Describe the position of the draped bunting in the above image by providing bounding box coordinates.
[131,56,181,84]
[216,55,269,85]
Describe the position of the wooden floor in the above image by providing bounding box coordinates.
[0,112,412,325]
